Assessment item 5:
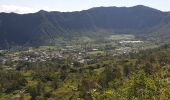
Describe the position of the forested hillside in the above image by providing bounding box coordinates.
[0,5,170,47]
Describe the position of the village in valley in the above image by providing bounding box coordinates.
[0,34,157,71]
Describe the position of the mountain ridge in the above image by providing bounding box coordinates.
[0,5,170,48]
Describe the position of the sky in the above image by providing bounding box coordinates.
[0,0,170,14]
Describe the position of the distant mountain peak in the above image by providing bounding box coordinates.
[37,10,48,13]
[87,5,162,12]
[131,5,162,12]
[133,5,148,8]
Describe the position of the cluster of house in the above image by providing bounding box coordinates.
[0,46,97,64]
[0,40,143,65]
[12,51,64,62]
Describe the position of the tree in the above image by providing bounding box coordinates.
[123,70,157,100]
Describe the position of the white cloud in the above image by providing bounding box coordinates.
[0,5,39,14]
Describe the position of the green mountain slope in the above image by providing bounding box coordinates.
[0,5,169,47]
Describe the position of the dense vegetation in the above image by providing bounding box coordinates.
[0,44,170,100]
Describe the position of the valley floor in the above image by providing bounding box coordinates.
[0,35,169,100]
